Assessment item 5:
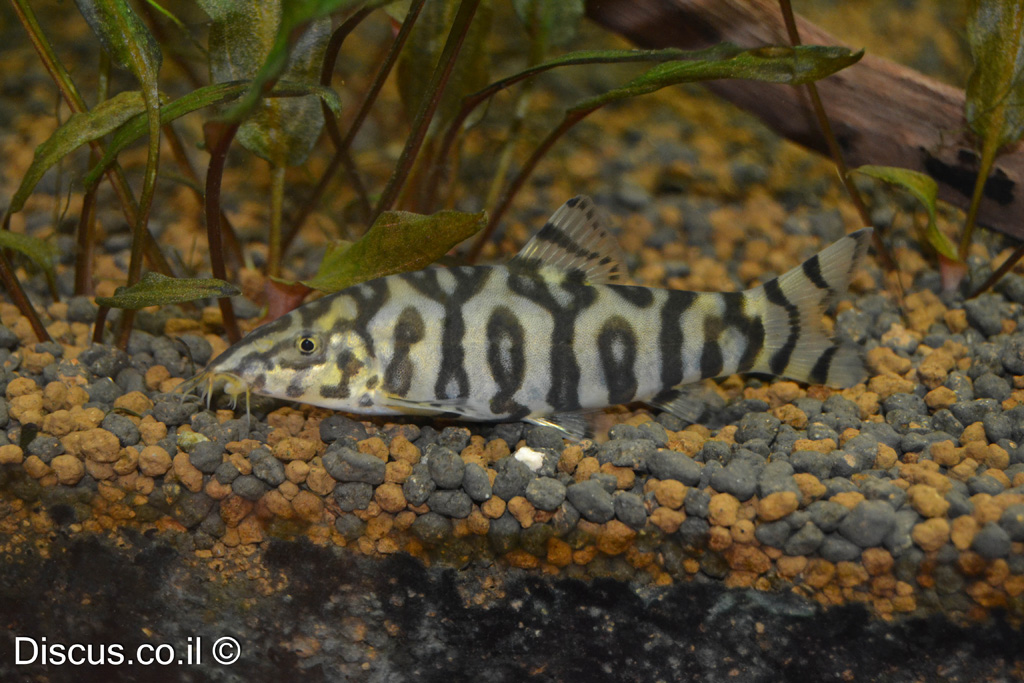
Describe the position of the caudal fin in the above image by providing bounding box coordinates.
[747,228,873,387]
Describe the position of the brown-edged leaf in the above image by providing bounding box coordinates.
[95,272,240,310]
[303,209,486,292]
[0,230,59,292]
[852,165,959,261]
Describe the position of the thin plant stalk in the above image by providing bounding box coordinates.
[203,121,243,344]
[0,250,51,343]
[268,164,286,279]
[373,0,482,219]
[11,0,174,278]
[467,107,593,263]
[973,243,1024,297]
[75,52,111,296]
[777,0,896,274]
[163,121,245,272]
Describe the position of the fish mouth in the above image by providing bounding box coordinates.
[176,369,252,410]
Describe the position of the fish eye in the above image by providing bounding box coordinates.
[297,336,319,355]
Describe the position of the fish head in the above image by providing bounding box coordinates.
[193,296,379,410]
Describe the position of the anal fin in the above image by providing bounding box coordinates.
[525,412,591,441]
[646,384,723,425]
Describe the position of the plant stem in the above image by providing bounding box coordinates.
[972,243,1024,297]
[204,121,243,344]
[268,163,286,279]
[11,0,175,279]
[777,0,895,270]
[467,107,593,263]
[373,0,482,219]
[959,141,997,262]
[0,239,51,344]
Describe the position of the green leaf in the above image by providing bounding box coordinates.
[572,45,863,113]
[82,80,341,187]
[95,272,241,310]
[0,230,59,292]
[853,165,959,261]
[8,90,147,214]
[966,0,1024,150]
[74,0,162,90]
[513,0,584,48]
[397,0,493,129]
[198,0,334,165]
[303,209,487,292]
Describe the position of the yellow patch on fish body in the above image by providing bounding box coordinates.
[191,196,872,438]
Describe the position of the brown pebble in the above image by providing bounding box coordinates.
[653,480,687,509]
[220,495,254,527]
[284,460,309,484]
[63,428,121,463]
[466,509,490,535]
[374,482,407,513]
[480,496,506,519]
[278,481,299,500]
[50,454,84,485]
[861,547,894,576]
[773,403,808,429]
[357,437,388,461]
[951,515,979,550]
[777,555,808,578]
[708,492,740,526]
[292,490,324,521]
[912,518,950,552]
[113,391,154,415]
[596,520,636,556]
[930,440,961,467]
[85,459,115,481]
[385,460,412,484]
[505,550,540,569]
[830,491,865,510]
[144,365,171,390]
[792,473,826,504]
[726,545,771,574]
[70,406,104,431]
[5,377,38,398]
[274,437,317,462]
[757,491,799,521]
[262,490,294,518]
[708,524,732,551]
[138,446,172,477]
[137,415,167,446]
[0,444,24,465]
[173,453,204,492]
[908,484,950,518]
[924,386,957,410]
[304,463,336,496]
[574,456,599,482]
[874,444,898,470]
[388,435,420,464]
[868,374,917,398]
[547,537,572,567]
[836,561,869,587]
[650,506,685,533]
[41,410,75,437]
[205,478,232,500]
[237,516,263,544]
[730,519,756,544]
[867,347,912,376]
[9,392,43,425]
[961,422,987,444]
[507,496,536,528]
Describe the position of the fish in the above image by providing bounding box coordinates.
[184,196,872,439]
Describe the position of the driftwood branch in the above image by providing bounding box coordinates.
[586,0,1024,242]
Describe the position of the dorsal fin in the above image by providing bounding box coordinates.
[509,195,627,284]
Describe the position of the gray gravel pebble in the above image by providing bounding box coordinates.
[426,490,473,518]
[647,450,701,485]
[972,522,1011,559]
[819,534,863,562]
[189,440,223,474]
[438,426,471,452]
[319,414,368,443]
[838,500,896,547]
[170,491,214,528]
[885,509,921,557]
[565,479,615,523]
[784,522,824,556]
[1001,336,1024,374]
[524,425,565,450]
[334,482,374,512]
[410,512,451,545]
[684,488,710,518]
[322,447,385,485]
[999,504,1024,541]
[153,398,198,427]
[214,461,240,484]
[525,477,566,511]
[403,464,435,506]
[757,461,799,497]
[492,457,535,500]
[0,326,19,349]
[807,500,849,533]
[597,439,655,470]
[231,474,270,501]
[334,514,366,541]
[736,412,780,443]
[974,372,1011,402]
[461,462,492,502]
[488,513,521,553]
[87,378,123,404]
[754,520,791,548]
[249,447,286,486]
[613,492,648,530]
[425,445,465,489]
[101,413,141,447]
[709,460,758,501]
